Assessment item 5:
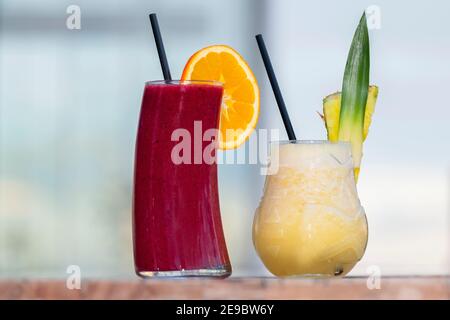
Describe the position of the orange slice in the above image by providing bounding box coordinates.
[181,45,260,150]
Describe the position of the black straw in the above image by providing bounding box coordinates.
[256,34,296,140]
[149,13,172,81]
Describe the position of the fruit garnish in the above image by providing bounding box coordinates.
[181,45,260,150]
[323,85,379,142]
[329,13,370,182]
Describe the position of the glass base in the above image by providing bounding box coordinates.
[281,273,345,279]
[136,266,231,279]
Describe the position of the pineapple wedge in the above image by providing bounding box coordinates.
[322,85,378,181]
[323,85,379,142]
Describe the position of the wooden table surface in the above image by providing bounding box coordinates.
[0,276,449,300]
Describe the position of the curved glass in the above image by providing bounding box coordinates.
[133,80,231,278]
[145,79,223,86]
[253,140,368,277]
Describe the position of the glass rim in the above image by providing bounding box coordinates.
[272,140,351,146]
[145,79,223,86]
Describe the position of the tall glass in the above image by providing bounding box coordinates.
[133,80,231,278]
[253,141,368,277]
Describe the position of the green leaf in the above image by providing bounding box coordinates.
[338,12,370,174]
[339,12,370,140]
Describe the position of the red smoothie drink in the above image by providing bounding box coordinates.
[133,80,231,277]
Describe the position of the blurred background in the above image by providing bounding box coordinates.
[0,0,449,278]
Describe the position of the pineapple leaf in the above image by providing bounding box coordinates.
[338,12,370,180]
[338,12,370,141]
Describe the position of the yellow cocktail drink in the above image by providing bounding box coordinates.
[253,141,368,277]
